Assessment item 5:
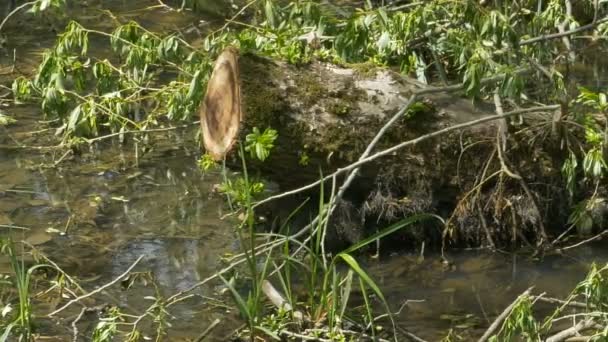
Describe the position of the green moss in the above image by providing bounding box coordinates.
[404,101,435,120]
[239,54,288,129]
[328,100,351,116]
[348,62,384,78]
[293,72,326,106]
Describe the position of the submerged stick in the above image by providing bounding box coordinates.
[48,255,144,317]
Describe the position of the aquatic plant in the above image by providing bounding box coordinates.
[0,239,51,341]
[212,141,439,340]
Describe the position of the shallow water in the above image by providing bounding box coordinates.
[1,1,608,341]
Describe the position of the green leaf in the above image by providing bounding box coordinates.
[0,322,15,342]
[218,274,252,322]
[341,213,439,254]
[67,105,82,131]
[245,127,278,161]
[39,0,52,11]
[337,253,389,320]
[254,326,281,341]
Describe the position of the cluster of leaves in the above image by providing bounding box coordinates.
[12,17,215,143]
[245,127,278,161]
[201,0,606,98]
[11,1,607,142]
[564,88,608,234]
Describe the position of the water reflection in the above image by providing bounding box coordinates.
[366,246,608,340]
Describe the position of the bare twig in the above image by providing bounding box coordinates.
[85,123,196,144]
[0,1,36,33]
[477,287,533,342]
[71,307,87,342]
[530,296,590,309]
[210,0,260,36]
[396,325,429,342]
[255,104,559,209]
[493,90,509,152]
[47,255,144,317]
[0,224,30,230]
[520,16,608,46]
[559,230,608,251]
[557,0,576,62]
[492,92,549,245]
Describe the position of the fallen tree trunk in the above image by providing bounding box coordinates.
[226,53,584,249]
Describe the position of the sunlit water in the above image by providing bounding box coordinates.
[1,1,608,340]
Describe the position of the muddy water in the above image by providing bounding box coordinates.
[1,1,608,341]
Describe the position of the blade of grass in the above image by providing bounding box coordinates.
[359,277,376,340]
[338,253,397,341]
[218,274,252,324]
[341,213,441,255]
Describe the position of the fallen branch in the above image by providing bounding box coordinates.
[47,255,144,317]
[520,16,608,46]
[477,287,533,342]
[531,296,590,309]
[546,318,596,342]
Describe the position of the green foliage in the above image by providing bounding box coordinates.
[568,198,598,236]
[198,153,218,172]
[561,152,578,199]
[11,0,608,152]
[576,92,608,180]
[245,127,278,161]
[219,177,265,207]
[27,0,66,14]
[573,263,608,310]
[0,111,16,126]
[489,295,539,341]
[91,307,121,342]
[0,239,51,341]
[12,17,212,143]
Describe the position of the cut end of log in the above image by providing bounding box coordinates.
[199,46,242,161]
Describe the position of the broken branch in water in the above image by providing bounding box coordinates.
[477,287,533,342]
[47,255,144,317]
